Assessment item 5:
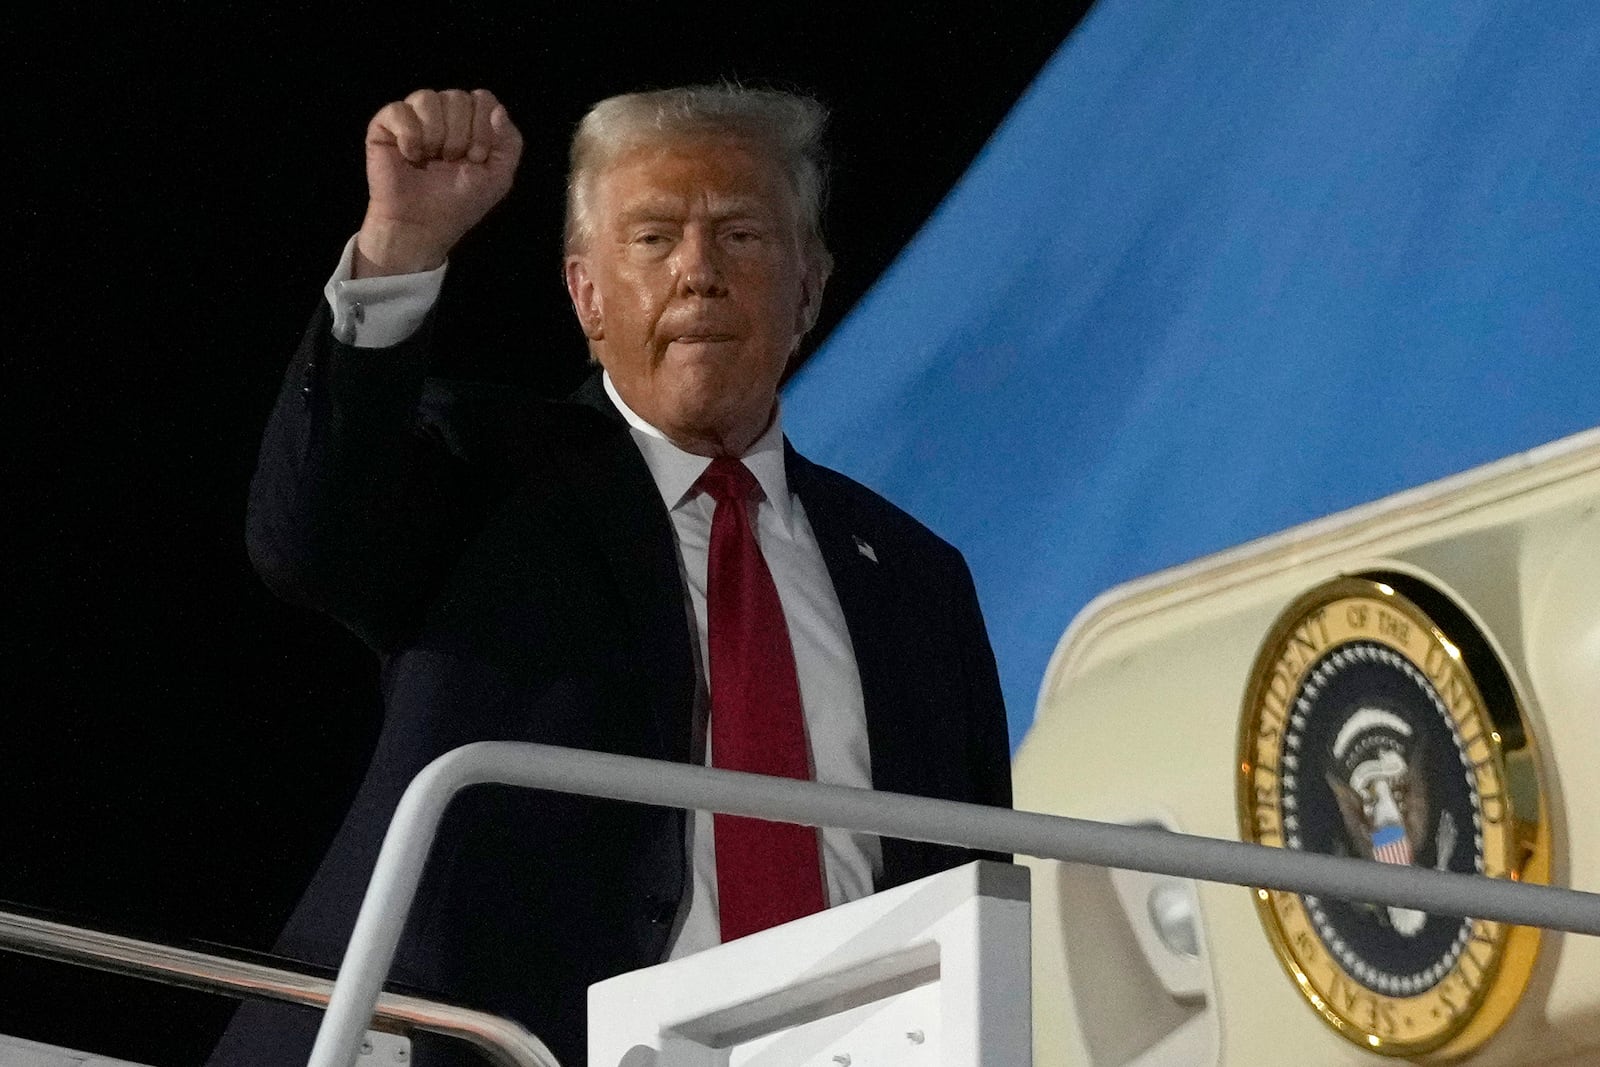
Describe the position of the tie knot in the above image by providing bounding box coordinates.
[696,457,762,505]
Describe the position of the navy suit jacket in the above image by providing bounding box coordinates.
[212,306,1011,1065]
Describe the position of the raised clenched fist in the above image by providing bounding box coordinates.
[355,88,524,278]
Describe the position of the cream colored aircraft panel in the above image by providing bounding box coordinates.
[1017,429,1599,1066]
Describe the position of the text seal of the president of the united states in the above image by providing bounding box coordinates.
[1236,575,1549,1060]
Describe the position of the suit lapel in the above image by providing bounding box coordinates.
[554,375,697,763]
[785,444,918,800]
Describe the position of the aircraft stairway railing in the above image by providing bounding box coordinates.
[8,741,1597,1067]
[0,906,560,1067]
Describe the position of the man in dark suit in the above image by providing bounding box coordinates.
[216,85,1010,1065]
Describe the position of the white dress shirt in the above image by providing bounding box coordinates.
[324,241,881,957]
[324,237,447,348]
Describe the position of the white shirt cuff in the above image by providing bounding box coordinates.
[322,235,448,348]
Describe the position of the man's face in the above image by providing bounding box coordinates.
[564,135,824,456]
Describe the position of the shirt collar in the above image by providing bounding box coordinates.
[602,372,794,535]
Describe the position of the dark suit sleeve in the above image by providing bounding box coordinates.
[948,554,1014,817]
[246,304,477,652]
[874,540,1014,886]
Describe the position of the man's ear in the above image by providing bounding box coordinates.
[564,257,605,341]
[795,253,830,337]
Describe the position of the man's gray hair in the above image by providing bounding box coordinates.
[565,84,832,272]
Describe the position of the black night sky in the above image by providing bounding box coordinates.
[10,5,1092,1060]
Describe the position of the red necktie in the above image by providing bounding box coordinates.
[697,457,826,941]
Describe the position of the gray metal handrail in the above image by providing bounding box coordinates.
[309,741,1600,1067]
[0,909,560,1067]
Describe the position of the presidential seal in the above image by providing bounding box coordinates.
[1237,575,1549,1060]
